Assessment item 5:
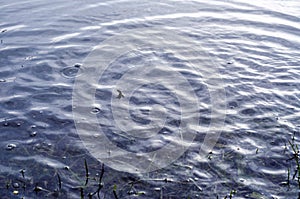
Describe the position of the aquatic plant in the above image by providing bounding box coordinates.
[216,189,236,199]
[286,132,300,198]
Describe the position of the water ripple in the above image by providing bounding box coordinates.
[0,0,299,198]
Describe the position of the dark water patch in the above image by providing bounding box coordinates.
[31,86,72,103]
[1,97,31,111]
[0,70,14,80]
[240,108,256,116]
[95,89,112,101]
[30,63,54,81]
[0,47,37,59]
[24,110,73,130]
[32,93,67,102]
[62,105,73,113]
[228,101,239,109]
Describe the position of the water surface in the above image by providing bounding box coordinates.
[0,0,300,198]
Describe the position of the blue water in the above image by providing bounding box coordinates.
[1,0,300,198]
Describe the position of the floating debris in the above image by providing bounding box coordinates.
[0,77,16,83]
[154,187,161,191]
[20,169,25,178]
[6,181,10,189]
[116,89,124,99]
[34,185,43,194]
[74,63,81,68]
[6,143,16,150]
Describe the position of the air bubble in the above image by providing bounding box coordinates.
[61,64,83,78]
[6,143,17,150]
[12,182,19,188]
[30,131,37,137]
[91,107,101,114]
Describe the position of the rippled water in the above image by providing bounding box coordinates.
[1,0,300,198]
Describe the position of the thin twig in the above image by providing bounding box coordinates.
[84,159,89,186]
[113,185,118,199]
[57,173,62,190]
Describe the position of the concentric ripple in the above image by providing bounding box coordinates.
[72,27,226,173]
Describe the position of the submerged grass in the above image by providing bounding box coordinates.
[78,160,107,198]
[84,159,89,187]
[3,157,238,198]
[4,131,300,198]
[286,132,300,198]
[216,189,236,199]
